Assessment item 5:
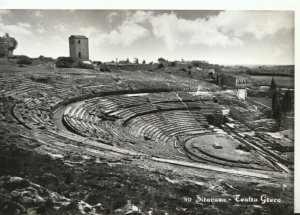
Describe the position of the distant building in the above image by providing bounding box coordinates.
[236,89,247,100]
[217,74,251,88]
[69,35,89,60]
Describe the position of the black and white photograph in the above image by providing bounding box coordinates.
[0,1,298,214]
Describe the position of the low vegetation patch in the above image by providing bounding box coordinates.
[17,55,32,65]
[55,57,75,68]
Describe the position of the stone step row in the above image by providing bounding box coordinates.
[127,113,207,144]
[108,95,148,107]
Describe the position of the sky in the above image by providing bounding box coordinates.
[0,9,294,65]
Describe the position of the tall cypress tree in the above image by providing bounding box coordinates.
[270,77,277,90]
[273,101,282,122]
[272,90,278,110]
[271,89,282,131]
[281,89,293,115]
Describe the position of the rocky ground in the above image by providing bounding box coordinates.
[0,131,294,215]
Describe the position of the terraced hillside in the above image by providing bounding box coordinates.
[0,61,294,215]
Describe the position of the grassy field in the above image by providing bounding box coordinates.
[250,75,294,88]
[247,96,272,108]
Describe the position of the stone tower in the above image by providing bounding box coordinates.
[69,35,89,61]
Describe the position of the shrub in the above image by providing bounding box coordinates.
[100,63,110,72]
[169,61,176,67]
[17,55,32,65]
[93,61,102,65]
[39,55,54,62]
[158,57,167,63]
[55,57,75,68]
[30,76,51,84]
[157,63,164,69]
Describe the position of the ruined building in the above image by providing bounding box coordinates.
[217,74,251,89]
[69,35,89,61]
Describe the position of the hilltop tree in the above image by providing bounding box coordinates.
[134,58,139,64]
[270,77,277,90]
[0,33,18,57]
[158,57,167,64]
[281,89,293,115]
